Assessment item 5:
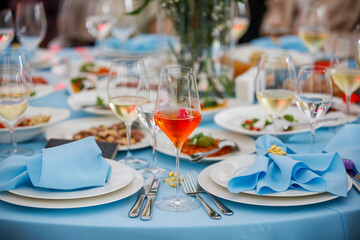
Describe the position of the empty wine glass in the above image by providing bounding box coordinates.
[15,2,47,54]
[111,0,136,46]
[154,66,201,212]
[331,38,360,121]
[0,9,15,51]
[107,58,149,169]
[255,54,297,134]
[298,2,329,58]
[85,0,116,44]
[296,65,332,153]
[137,74,170,179]
[0,56,30,158]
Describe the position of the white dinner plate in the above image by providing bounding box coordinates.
[201,98,245,122]
[331,97,360,116]
[0,106,70,144]
[0,165,143,209]
[199,164,352,207]
[214,105,352,137]
[30,84,54,100]
[67,89,112,116]
[210,155,322,197]
[30,48,60,69]
[9,160,133,200]
[44,117,151,151]
[156,127,256,162]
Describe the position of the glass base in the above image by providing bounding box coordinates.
[0,147,34,159]
[155,196,200,212]
[138,165,170,179]
[118,156,149,170]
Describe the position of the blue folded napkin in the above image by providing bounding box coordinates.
[98,34,176,53]
[251,35,308,52]
[0,137,111,191]
[323,124,360,172]
[227,135,348,196]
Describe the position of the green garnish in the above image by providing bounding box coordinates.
[71,77,86,90]
[265,119,272,126]
[30,91,36,97]
[188,133,216,147]
[283,114,295,122]
[96,96,106,107]
[203,99,218,108]
[80,62,95,72]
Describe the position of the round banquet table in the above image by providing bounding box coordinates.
[0,50,360,240]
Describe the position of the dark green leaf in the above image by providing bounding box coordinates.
[96,96,105,106]
[283,114,295,122]
[30,91,36,97]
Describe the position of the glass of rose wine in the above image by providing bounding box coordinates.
[0,9,15,51]
[296,65,332,153]
[298,3,329,58]
[107,58,149,169]
[154,66,201,212]
[0,59,30,159]
[255,54,297,134]
[331,38,360,121]
[137,74,170,178]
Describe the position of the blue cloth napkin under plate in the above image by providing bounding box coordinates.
[98,34,176,53]
[323,124,360,172]
[251,35,308,53]
[0,137,111,191]
[227,135,348,196]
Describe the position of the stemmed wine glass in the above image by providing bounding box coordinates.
[298,2,329,58]
[296,65,332,153]
[232,0,250,42]
[137,74,170,178]
[255,54,297,134]
[331,38,360,121]
[111,0,136,47]
[0,57,30,159]
[85,0,116,44]
[0,9,15,51]
[15,2,47,54]
[107,58,149,169]
[154,66,201,212]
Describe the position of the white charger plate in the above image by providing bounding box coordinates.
[0,106,70,144]
[9,160,133,200]
[67,89,112,116]
[210,155,322,197]
[214,105,352,137]
[0,166,143,209]
[45,117,151,151]
[199,163,352,207]
[156,127,256,162]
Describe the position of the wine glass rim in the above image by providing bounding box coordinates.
[161,66,194,75]
[300,65,329,72]
[111,58,143,65]
[260,53,293,60]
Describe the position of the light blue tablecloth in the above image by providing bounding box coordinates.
[0,49,359,240]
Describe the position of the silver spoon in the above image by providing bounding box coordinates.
[189,139,240,162]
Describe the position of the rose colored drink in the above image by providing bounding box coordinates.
[155,108,202,149]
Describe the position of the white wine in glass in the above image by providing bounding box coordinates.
[107,58,149,169]
[255,54,296,134]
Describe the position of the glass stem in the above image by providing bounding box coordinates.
[272,115,278,135]
[345,94,350,123]
[9,124,15,155]
[151,131,157,166]
[310,120,316,153]
[174,146,181,201]
[124,121,133,159]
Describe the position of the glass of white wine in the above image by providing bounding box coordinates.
[107,58,149,169]
[331,38,360,121]
[136,74,170,178]
[298,3,329,58]
[255,54,297,134]
[0,9,15,51]
[0,63,30,159]
[296,65,332,153]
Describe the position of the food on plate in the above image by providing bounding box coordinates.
[249,51,264,65]
[200,98,228,111]
[241,114,296,131]
[0,114,51,128]
[70,76,96,93]
[72,122,145,145]
[32,76,48,85]
[181,133,232,157]
[80,62,109,76]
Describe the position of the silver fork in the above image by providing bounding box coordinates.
[182,172,221,219]
[190,171,233,215]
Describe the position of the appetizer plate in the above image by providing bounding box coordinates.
[0,106,70,144]
[66,73,99,95]
[70,60,111,78]
[331,97,360,116]
[67,89,112,116]
[214,104,352,137]
[45,117,151,151]
[30,48,60,69]
[156,127,256,162]
[0,162,144,209]
[9,160,133,200]
[199,162,352,207]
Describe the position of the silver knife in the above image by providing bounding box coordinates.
[129,175,155,218]
[140,178,160,221]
